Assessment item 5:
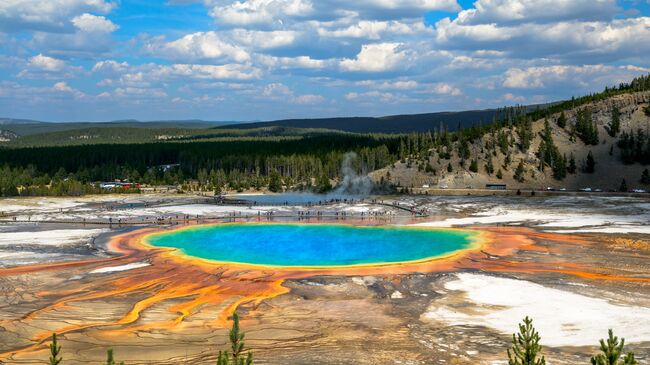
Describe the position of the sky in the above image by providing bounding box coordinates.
[1,0,649,122]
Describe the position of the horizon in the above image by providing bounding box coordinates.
[1,0,650,122]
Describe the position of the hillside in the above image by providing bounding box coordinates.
[0,119,233,137]
[375,91,650,192]
[216,109,508,134]
[2,126,352,147]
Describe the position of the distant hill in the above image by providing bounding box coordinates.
[0,119,237,137]
[216,109,506,134]
[0,118,47,125]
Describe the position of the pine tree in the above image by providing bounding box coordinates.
[552,153,567,180]
[469,159,479,173]
[568,153,577,174]
[316,174,332,193]
[585,151,596,173]
[641,169,650,185]
[507,316,546,365]
[556,111,567,129]
[619,179,628,192]
[105,348,124,365]
[606,106,621,137]
[217,312,253,365]
[447,163,453,173]
[496,169,503,179]
[49,333,62,365]
[485,157,495,175]
[268,170,282,193]
[591,329,637,365]
[514,160,525,182]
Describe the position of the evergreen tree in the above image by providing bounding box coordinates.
[620,179,628,192]
[447,163,453,173]
[507,316,545,365]
[514,160,525,182]
[485,157,495,175]
[552,154,567,180]
[606,106,621,137]
[642,169,650,185]
[585,151,596,173]
[316,174,332,193]
[105,348,124,365]
[469,159,479,173]
[575,108,600,145]
[268,170,283,193]
[217,312,253,365]
[537,119,560,172]
[568,153,577,174]
[517,119,534,152]
[49,333,62,365]
[496,169,503,179]
[591,329,636,365]
[556,111,567,129]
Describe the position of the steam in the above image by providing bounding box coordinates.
[331,152,374,197]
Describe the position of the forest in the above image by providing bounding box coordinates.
[0,134,398,196]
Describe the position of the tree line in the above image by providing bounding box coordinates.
[0,135,397,196]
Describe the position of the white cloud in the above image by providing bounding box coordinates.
[207,0,459,28]
[258,82,324,104]
[155,64,262,80]
[71,13,118,33]
[502,92,525,102]
[53,81,73,92]
[52,81,85,98]
[27,54,65,72]
[17,54,83,79]
[292,94,324,104]
[0,0,116,32]
[158,32,251,62]
[256,54,330,69]
[429,82,462,96]
[434,16,650,62]
[114,86,167,98]
[503,64,650,89]
[455,0,618,25]
[354,0,458,11]
[340,42,407,72]
[345,90,401,103]
[92,60,129,74]
[230,29,298,49]
[262,82,292,97]
[318,20,428,39]
[209,0,314,26]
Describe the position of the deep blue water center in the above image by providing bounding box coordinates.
[146,224,476,267]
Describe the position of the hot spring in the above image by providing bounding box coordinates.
[145,223,478,267]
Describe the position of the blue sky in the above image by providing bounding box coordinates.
[1,0,649,122]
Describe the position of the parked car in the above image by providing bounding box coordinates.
[633,189,648,193]
[579,187,592,192]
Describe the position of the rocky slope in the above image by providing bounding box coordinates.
[375,91,650,191]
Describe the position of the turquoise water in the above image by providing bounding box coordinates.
[146,224,476,267]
